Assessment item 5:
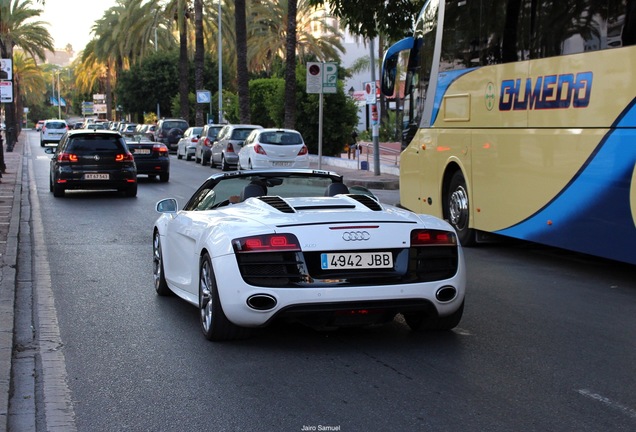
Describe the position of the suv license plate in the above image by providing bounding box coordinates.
[321,252,393,270]
[84,173,109,180]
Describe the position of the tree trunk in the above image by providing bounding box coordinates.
[235,0,250,123]
[179,4,190,122]
[283,0,298,129]
[194,0,205,126]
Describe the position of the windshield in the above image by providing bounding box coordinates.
[184,172,341,211]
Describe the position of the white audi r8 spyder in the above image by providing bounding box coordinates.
[153,169,466,341]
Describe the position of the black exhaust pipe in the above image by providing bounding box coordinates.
[436,286,457,302]
[246,294,277,311]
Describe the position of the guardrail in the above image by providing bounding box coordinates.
[358,141,401,166]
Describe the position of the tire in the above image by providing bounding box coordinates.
[125,184,137,197]
[153,232,172,296]
[159,172,169,183]
[444,171,475,246]
[202,152,209,166]
[195,153,201,164]
[40,140,45,147]
[177,152,183,160]
[49,175,54,192]
[404,301,464,331]
[186,153,192,161]
[221,155,230,171]
[53,181,65,197]
[199,253,251,341]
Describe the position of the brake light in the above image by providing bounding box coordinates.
[255,144,267,155]
[115,152,135,162]
[297,145,308,156]
[227,143,235,153]
[232,234,301,253]
[410,230,457,246]
[204,137,211,147]
[153,144,168,154]
[58,152,79,162]
[192,137,199,143]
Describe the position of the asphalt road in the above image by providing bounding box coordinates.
[17,130,636,431]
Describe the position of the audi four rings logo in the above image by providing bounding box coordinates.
[342,231,370,241]
[93,155,100,161]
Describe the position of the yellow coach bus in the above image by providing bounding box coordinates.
[381,0,636,264]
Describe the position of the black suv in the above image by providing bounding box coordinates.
[46,129,137,197]
[155,118,189,151]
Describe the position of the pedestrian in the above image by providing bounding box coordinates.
[348,130,358,159]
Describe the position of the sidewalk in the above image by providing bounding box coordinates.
[308,154,399,190]
[0,132,24,432]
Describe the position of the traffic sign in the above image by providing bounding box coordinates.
[196,90,211,103]
[322,62,337,94]
[306,62,338,94]
[0,81,13,103]
[364,81,377,104]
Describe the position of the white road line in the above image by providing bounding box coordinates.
[577,389,636,420]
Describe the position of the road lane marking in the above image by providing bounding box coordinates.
[577,388,636,420]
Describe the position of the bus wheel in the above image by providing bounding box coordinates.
[445,171,474,246]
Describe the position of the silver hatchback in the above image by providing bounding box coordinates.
[210,124,262,171]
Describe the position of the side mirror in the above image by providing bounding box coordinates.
[156,198,178,213]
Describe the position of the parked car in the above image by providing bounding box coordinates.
[40,119,68,147]
[177,126,203,161]
[121,123,138,136]
[195,123,224,165]
[144,124,156,141]
[238,128,309,170]
[155,118,189,151]
[71,121,84,130]
[210,124,262,170]
[36,120,45,131]
[45,129,137,197]
[153,169,466,341]
[124,134,170,182]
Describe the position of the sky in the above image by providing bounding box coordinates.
[39,0,118,54]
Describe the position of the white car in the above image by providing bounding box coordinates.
[176,126,203,161]
[153,169,466,341]
[238,128,309,170]
[40,119,68,147]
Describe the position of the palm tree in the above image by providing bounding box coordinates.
[248,0,344,72]
[235,0,250,123]
[194,0,204,126]
[284,0,298,128]
[166,0,192,122]
[0,0,54,165]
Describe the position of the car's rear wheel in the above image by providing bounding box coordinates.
[199,253,251,341]
[159,173,169,182]
[153,232,172,296]
[186,153,192,161]
[52,181,65,197]
[202,152,210,166]
[177,151,183,160]
[444,171,474,246]
[124,184,137,197]
[404,301,464,331]
[221,155,230,171]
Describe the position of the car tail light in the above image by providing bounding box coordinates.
[153,144,168,154]
[227,143,235,153]
[232,233,301,253]
[410,230,457,246]
[191,137,199,143]
[297,145,308,156]
[204,137,211,147]
[115,152,135,162]
[254,144,267,155]
[57,152,78,162]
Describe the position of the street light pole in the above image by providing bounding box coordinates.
[218,0,223,123]
[56,72,61,119]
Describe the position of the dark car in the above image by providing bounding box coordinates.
[125,134,170,182]
[155,118,189,151]
[195,123,224,165]
[46,129,137,197]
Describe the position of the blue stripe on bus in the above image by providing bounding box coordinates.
[431,69,477,125]
[496,99,636,263]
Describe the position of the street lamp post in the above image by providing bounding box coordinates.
[56,72,61,119]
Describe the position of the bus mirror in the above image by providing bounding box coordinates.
[381,37,414,96]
